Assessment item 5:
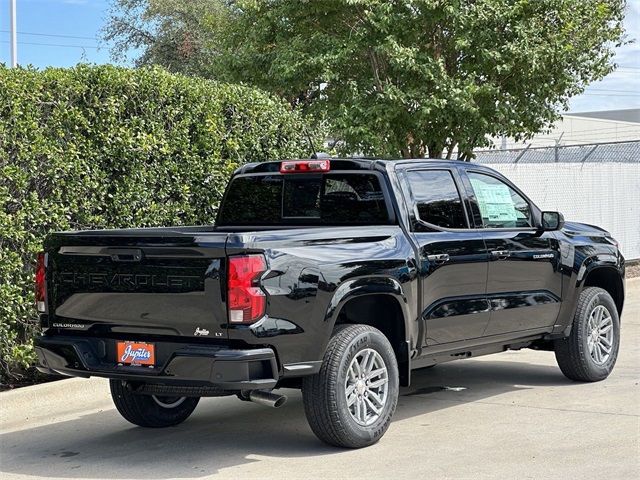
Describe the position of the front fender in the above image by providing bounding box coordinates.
[576,254,621,283]
[554,249,625,337]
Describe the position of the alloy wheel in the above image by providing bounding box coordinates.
[344,348,389,426]
[587,305,614,365]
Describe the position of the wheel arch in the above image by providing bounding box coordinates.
[558,262,625,337]
[580,265,625,317]
[325,278,411,386]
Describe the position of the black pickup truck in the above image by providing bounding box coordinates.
[35,157,625,448]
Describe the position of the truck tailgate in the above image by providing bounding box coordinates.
[44,229,228,339]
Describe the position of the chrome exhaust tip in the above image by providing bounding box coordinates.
[248,390,287,408]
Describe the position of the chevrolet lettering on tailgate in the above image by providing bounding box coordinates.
[60,271,202,290]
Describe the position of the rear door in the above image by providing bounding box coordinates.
[399,168,490,346]
[46,229,229,339]
[460,169,563,335]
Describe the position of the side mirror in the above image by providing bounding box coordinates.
[541,211,565,231]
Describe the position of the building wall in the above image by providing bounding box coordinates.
[495,111,640,149]
[474,141,640,260]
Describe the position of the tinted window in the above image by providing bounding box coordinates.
[283,178,321,218]
[406,170,467,229]
[217,173,390,225]
[467,172,532,228]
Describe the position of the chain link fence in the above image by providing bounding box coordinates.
[475,140,640,164]
[473,140,640,260]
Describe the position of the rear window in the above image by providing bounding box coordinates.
[217,173,392,226]
[406,170,468,229]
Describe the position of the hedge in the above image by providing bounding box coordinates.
[0,64,313,386]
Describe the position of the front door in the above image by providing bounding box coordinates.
[400,168,490,346]
[462,170,563,336]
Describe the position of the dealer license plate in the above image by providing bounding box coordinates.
[116,341,155,366]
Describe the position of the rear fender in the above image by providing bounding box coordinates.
[324,276,410,326]
[324,276,412,386]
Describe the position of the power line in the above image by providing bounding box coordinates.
[612,69,640,73]
[581,93,640,97]
[0,40,99,49]
[0,30,97,41]
[586,88,640,93]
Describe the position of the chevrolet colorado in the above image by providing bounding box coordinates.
[35,157,625,448]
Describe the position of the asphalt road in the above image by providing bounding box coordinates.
[1,278,638,480]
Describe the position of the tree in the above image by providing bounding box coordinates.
[105,0,628,159]
[103,0,227,76]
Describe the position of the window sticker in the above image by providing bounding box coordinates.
[470,178,518,224]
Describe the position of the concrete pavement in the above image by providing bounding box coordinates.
[1,279,638,480]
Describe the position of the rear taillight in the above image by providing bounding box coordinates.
[35,252,47,313]
[280,160,330,173]
[227,255,267,324]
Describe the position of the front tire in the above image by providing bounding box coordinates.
[302,324,399,448]
[554,287,620,382]
[110,380,200,428]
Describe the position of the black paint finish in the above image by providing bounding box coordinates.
[481,230,563,335]
[37,159,625,389]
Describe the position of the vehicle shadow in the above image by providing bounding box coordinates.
[0,358,573,479]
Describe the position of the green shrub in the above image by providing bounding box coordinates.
[0,64,312,386]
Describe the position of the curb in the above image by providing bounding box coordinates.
[0,377,109,428]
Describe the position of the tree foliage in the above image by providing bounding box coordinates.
[105,0,627,159]
[104,0,228,75]
[0,65,312,385]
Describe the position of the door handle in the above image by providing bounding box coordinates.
[490,250,511,259]
[427,253,450,264]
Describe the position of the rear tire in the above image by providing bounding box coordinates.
[554,287,620,382]
[302,324,399,448]
[110,380,200,428]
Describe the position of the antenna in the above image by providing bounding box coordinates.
[303,127,330,159]
[303,127,318,158]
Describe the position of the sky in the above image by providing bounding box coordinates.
[1,0,639,114]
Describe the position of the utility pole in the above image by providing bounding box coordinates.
[10,0,18,67]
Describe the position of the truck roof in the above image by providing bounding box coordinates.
[237,157,475,175]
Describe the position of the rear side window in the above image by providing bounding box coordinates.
[406,170,468,230]
[466,172,532,228]
[217,173,391,226]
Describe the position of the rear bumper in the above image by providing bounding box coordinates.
[34,335,279,390]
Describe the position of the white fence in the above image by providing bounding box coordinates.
[474,141,640,260]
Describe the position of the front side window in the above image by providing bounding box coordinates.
[467,172,532,228]
[405,170,468,230]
